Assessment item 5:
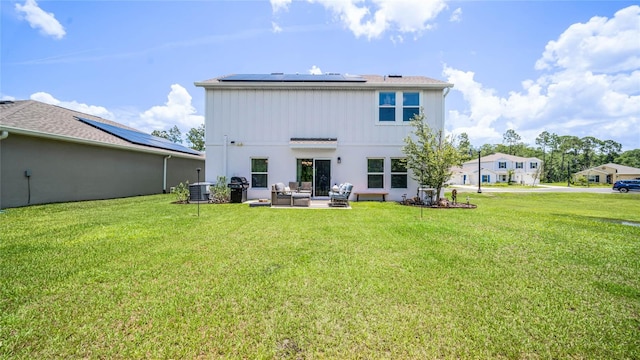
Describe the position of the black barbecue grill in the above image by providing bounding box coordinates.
[228,176,249,203]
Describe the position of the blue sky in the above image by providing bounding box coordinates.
[2,0,639,151]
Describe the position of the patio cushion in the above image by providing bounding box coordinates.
[275,182,286,194]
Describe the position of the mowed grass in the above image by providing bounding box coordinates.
[1,192,639,359]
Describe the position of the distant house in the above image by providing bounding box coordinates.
[574,163,640,184]
[194,73,453,202]
[451,153,543,185]
[0,100,205,208]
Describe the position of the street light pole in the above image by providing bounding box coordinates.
[477,149,482,193]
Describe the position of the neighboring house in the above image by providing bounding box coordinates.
[454,153,543,185]
[0,100,205,208]
[195,73,453,202]
[574,163,640,184]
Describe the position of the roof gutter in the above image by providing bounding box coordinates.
[0,125,203,160]
[194,81,454,91]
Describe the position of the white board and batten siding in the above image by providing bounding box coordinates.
[198,76,452,201]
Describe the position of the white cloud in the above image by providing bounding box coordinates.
[30,92,114,119]
[15,0,66,40]
[291,0,447,40]
[28,85,204,138]
[272,21,283,33]
[444,5,640,149]
[535,5,640,73]
[137,84,204,134]
[450,8,462,23]
[308,65,322,75]
[270,0,292,13]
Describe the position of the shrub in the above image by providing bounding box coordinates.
[174,181,190,203]
[210,176,230,203]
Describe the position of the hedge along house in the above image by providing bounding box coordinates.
[195,73,453,202]
[0,100,204,209]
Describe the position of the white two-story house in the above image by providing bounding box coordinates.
[452,152,543,186]
[195,73,453,201]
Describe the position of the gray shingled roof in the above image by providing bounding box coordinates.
[462,152,542,165]
[0,100,203,158]
[578,163,640,175]
[196,73,453,88]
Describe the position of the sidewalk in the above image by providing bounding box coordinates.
[449,184,616,194]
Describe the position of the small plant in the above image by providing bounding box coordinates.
[210,176,230,203]
[174,181,190,203]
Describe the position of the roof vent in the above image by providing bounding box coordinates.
[388,74,403,78]
[0,100,15,105]
[270,72,284,75]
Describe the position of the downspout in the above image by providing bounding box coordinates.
[163,155,171,193]
[0,131,5,210]
[223,135,228,180]
[442,87,451,131]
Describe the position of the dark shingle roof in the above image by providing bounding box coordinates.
[0,100,203,158]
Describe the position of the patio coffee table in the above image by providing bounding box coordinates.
[291,193,311,207]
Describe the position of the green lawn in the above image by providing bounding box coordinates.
[1,192,639,359]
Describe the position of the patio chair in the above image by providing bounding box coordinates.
[299,182,312,194]
[271,183,292,206]
[288,181,299,193]
[329,183,353,207]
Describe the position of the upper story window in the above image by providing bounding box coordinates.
[378,91,420,122]
[530,162,538,169]
[251,158,268,188]
[403,92,420,121]
[516,162,523,169]
[379,92,396,122]
[498,162,507,169]
[367,158,384,188]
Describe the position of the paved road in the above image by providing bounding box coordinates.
[450,184,619,194]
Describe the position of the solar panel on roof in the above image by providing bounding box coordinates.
[76,117,201,156]
[220,73,366,82]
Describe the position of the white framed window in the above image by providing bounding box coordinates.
[378,91,421,122]
[379,92,396,122]
[391,158,408,189]
[498,162,507,169]
[402,92,420,121]
[251,158,268,188]
[530,162,538,169]
[482,174,490,183]
[516,162,523,169]
[367,158,384,188]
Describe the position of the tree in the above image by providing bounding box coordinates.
[151,125,183,144]
[615,149,640,168]
[167,125,183,144]
[403,112,462,204]
[151,129,170,140]
[598,140,622,164]
[186,123,205,151]
[456,132,473,161]
[535,131,551,181]
[503,129,521,155]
